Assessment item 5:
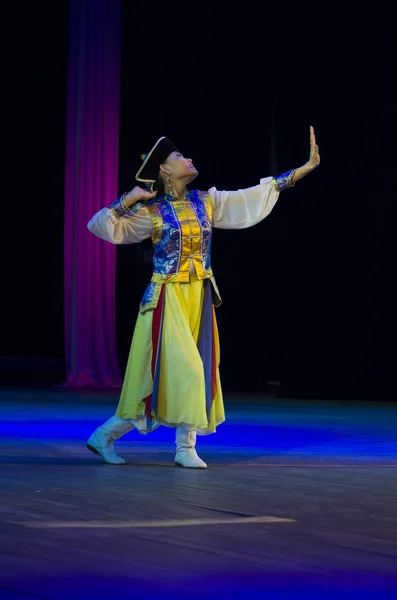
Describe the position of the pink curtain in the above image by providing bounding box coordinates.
[64,0,122,387]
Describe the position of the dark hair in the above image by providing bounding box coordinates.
[153,170,165,195]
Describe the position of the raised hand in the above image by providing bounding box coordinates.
[307,126,320,170]
[124,186,157,208]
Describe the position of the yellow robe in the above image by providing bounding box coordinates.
[116,276,224,434]
[87,177,280,434]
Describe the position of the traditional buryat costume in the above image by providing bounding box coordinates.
[86,137,295,468]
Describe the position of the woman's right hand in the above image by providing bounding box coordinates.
[124,186,157,207]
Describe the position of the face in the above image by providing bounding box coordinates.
[161,151,198,184]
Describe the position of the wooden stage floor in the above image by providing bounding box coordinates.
[1,388,396,599]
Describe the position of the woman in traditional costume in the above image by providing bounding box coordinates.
[86,128,320,468]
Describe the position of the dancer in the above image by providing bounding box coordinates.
[86,127,320,468]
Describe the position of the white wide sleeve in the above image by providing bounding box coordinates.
[209,176,280,230]
[87,204,153,244]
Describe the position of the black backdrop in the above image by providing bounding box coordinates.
[3,2,395,399]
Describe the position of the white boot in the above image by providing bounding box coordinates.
[174,427,207,469]
[87,416,134,465]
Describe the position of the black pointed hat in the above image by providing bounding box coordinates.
[135,137,179,184]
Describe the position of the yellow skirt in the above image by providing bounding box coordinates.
[115,277,225,434]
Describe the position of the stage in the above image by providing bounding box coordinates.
[1,388,396,599]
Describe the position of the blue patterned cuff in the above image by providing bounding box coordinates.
[108,194,138,218]
[273,170,296,192]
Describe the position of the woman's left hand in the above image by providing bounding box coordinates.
[307,126,320,170]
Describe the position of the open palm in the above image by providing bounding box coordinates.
[308,126,320,169]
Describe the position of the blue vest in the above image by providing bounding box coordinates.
[140,190,221,313]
